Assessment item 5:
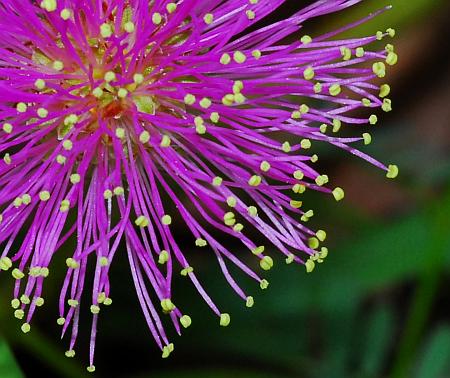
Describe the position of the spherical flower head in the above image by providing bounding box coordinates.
[0,0,398,369]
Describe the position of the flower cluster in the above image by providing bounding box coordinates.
[0,0,398,371]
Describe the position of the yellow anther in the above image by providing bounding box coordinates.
[223,211,236,226]
[372,62,386,78]
[210,112,220,123]
[220,313,231,327]
[308,237,320,249]
[90,305,100,314]
[37,108,48,118]
[16,102,27,113]
[260,161,271,172]
[195,238,207,247]
[99,257,109,267]
[200,97,212,109]
[14,309,24,319]
[252,50,262,59]
[53,60,64,71]
[0,257,12,271]
[57,317,66,325]
[21,323,31,334]
[340,46,352,61]
[369,115,378,125]
[35,297,45,307]
[233,80,244,94]
[362,98,371,107]
[161,298,175,313]
[246,296,254,308]
[329,84,341,96]
[160,135,171,147]
[332,119,341,133]
[386,52,398,66]
[87,366,96,373]
[292,184,306,194]
[259,256,274,271]
[11,299,20,309]
[233,51,247,64]
[133,73,144,85]
[60,199,70,212]
[41,0,57,12]
[315,175,329,186]
[139,131,150,143]
[180,266,193,276]
[247,206,258,217]
[117,88,128,98]
[21,193,31,205]
[152,12,162,25]
[299,104,309,114]
[135,215,149,228]
[166,3,177,13]
[294,170,304,180]
[286,253,295,264]
[387,28,396,37]
[252,246,265,255]
[65,350,75,358]
[40,267,49,277]
[314,82,322,93]
[226,196,237,207]
[222,94,235,106]
[29,266,41,277]
[115,127,125,139]
[300,35,312,44]
[3,153,11,165]
[363,133,372,145]
[260,279,269,289]
[100,23,113,38]
[379,84,391,98]
[180,315,192,328]
[113,186,124,196]
[291,110,301,119]
[382,98,392,112]
[376,31,384,40]
[12,268,24,280]
[204,13,214,25]
[13,197,23,207]
[320,247,329,259]
[289,200,303,209]
[386,164,399,179]
[92,87,103,98]
[64,114,78,125]
[282,141,291,153]
[35,79,46,90]
[220,53,231,65]
[184,94,196,105]
[162,215,172,225]
[124,21,135,33]
[212,176,223,186]
[303,66,315,80]
[68,299,79,307]
[60,8,71,20]
[248,175,262,186]
[300,139,311,149]
[158,250,169,264]
[104,71,116,82]
[233,223,244,232]
[332,187,345,201]
[66,257,79,269]
[355,47,365,57]
[103,189,113,200]
[305,259,315,273]
[104,297,113,306]
[62,139,73,150]
[246,10,255,19]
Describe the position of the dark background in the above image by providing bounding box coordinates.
[1,1,450,377]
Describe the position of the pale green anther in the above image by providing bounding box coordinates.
[37,108,48,118]
[226,196,237,207]
[308,237,320,249]
[362,98,371,107]
[291,110,301,119]
[210,112,220,123]
[204,13,214,24]
[97,292,106,303]
[53,60,64,71]
[386,164,399,179]
[21,323,31,334]
[293,170,304,180]
[369,115,378,125]
[57,317,65,325]
[60,199,70,212]
[35,297,45,307]
[184,94,196,105]
[376,31,384,40]
[386,52,398,66]
[379,84,391,98]
[289,200,302,209]
[162,346,171,359]
[299,104,309,114]
[387,28,396,37]
[250,0,259,3]
[134,95,155,114]
[301,210,314,222]
[66,257,79,269]
[305,259,315,273]
[103,189,113,200]
[246,296,254,308]
[314,82,322,93]
[135,215,149,228]
[300,139,311,149]
[260,279,269,289]
[315,175,329,186]
[252,246,264,255]
[63,139,73,150]
[14,309,24,319]
[11,299,20,309]
[100,23,113,38]
[29,266,41,277]
[223,211,236,226]
[99,257,109,267]
[233,80,244,93]
[200,97,212,109]
[247,206,258,217]
[320,247,329,259]
[195,238,207,247]
[382,98,392,112]
[332,187,345,201]
[68,299,79,307]
[92,87,103,98]
[87,366,96,373]
[115,127,125,139]
[194,116,204,127]
[372,62,386,78]
[65,350,75,358]
[220,313,231,327]
[0,257,12,271]
[292,184,306,194]
[12,268,24,280]
[21,193,31,205]
[90,305,100,314]
[248,175,262,186]
[64,114,78,126]
[340,46,351,61]
[162,215,172,225]
[160,135,171,147]
[152,12,162,25]
[35,79,46,90]
[233,51,246,64]
[158,250,169,264]
[260,256,274,271]
[180,266,193,276]
[303,66,315,80]
[20,294,30,304]
[252,49,262,59]
[260,161,271,172]
[16,102,27,113]
[234,93,246,104]
[329,84,341,96]
[104,297,112,306]
[222,94,235,106]
[282,141,291,153]
[332,118,342,133]
[286,253,295,264]
[300,35,312,44]
[117,88,128,98]
[52,150,67,162]
[246,10,255,19]
[41,0,57,12]
[161,298,175,313]
[196,123,206,134]
[40,267,49,277]
[3,153,11,165]
[13,197,23,207]
[60,8,71,20]
[139,131,150,143]
[124,21,135,33]
[385,43,395,52]
[212,176,223,186]
[220,53,231,65]
[113,186,124,196]
[233,223,244,232]
[180,315,192,328]
[104,71,116,82]
[355,47,365,57]
[316,230,327,242]
[319,123,328,133]
[363,133,372,145]
[166,3,177,13]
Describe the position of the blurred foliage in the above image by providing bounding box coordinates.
[1,1,450,377]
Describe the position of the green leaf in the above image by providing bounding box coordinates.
[0,338,24,378]
[415,326,450,378]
